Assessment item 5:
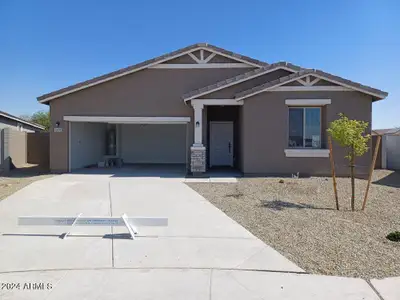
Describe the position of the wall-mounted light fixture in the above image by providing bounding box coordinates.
[195,121,200,127]
[55,121,60,128]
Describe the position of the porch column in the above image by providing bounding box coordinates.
[190,102,206,174]
[192,102,204,146]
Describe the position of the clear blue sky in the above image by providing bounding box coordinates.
[0,0,399,129]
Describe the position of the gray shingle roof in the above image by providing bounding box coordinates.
[312,69,388,99]
[234,69,388,100]
[37,43,269,103]
[234,70,314,99]
[37,42,388,103]
[182,62,303,100]
[0,110,45,130]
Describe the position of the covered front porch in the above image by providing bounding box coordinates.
[189,99,243,175]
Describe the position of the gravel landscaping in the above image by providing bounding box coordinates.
[187,170,400,279]
[0,165,54,201]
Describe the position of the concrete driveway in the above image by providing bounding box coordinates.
[0,169,387,299]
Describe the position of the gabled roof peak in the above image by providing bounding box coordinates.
[37,43,268,103]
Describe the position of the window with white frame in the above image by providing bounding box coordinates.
[288,107,321,148]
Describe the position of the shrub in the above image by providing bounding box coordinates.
[386,231,400,242]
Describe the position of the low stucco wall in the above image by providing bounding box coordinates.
[0,128,27,171]
[6,128,27,168]
[27,132,49,168]
[0,128,49,173]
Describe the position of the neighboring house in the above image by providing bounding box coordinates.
[372,128,400,136]
[36,43,388,176]
[0,111,45,132]
[372,128,400,170]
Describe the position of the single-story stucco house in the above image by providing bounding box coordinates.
[0,111,45,132]
[37,43,388,176]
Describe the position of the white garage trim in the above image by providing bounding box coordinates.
[64,116,191,124]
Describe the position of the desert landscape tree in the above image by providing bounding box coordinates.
[327,113,371,211]
[20,110,50,131]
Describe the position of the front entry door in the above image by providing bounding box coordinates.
[210,121,234,167]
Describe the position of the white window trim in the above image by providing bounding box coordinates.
[285,99,331,106]
[288,107,322,149]
[284,149,330,158]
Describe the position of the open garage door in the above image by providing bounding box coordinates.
[120,124,188,165]
[66,116,191,172]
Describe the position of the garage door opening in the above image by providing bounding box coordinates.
[66,116,191,173]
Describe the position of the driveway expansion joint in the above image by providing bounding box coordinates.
[366,279,385,300]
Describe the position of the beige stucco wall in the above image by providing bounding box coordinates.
[3,128,27,168]
[240,91,373,177]
[0,129,49,173]
[27,132,49,169]
[49,68,254,172]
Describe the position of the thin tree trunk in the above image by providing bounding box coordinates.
[350,148,355,211]
[328,136,339,210]
[362,135,381,210]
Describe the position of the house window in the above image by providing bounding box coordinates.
[288,107,321,148]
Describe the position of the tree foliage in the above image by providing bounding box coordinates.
[327,113,370,160]
[21,110,51,131]
[327,113,371,211]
